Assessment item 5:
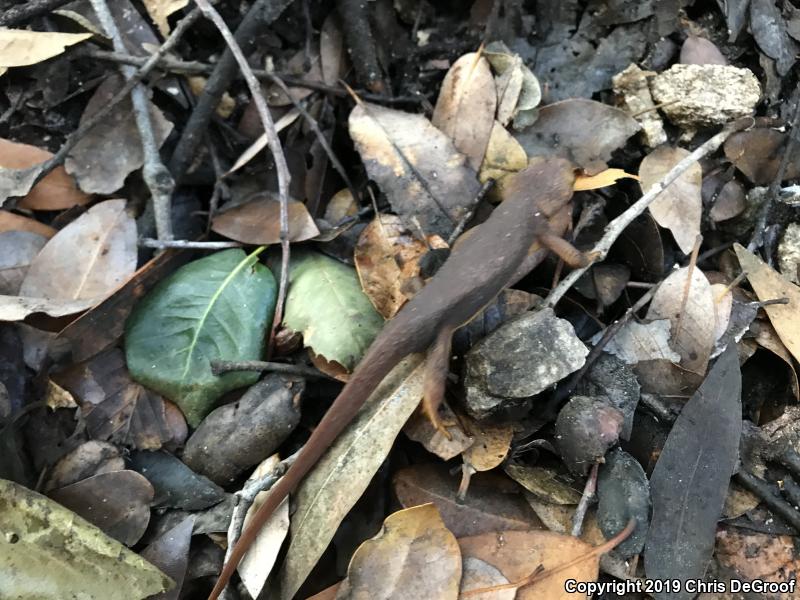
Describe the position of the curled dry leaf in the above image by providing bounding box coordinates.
[0,139,89,210]
[49,470,154,546]
[514,99,640,170]
[458,529,599,600]
[638,146,702,255]
[735,243,800,363]
[646,266,716,374]
[20,199,137,303]
[432,52,497,170]
[349,101,480,238]
[336,504,461,600]
[0,29,92,71]
[355,214,448,318]
[211,195,319,244]
[277,356,425,600]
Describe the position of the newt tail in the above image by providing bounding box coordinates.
[208,156,581,600]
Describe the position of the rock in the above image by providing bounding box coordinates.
[650,64,760,128]
[463,308,588,419]
[612,64,667,148]
[778,222,800,284]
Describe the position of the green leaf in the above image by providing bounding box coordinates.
[125,248,276,426]
[0,478,172,599]
[283,250,383,370]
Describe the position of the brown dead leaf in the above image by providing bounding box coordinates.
[211,195,319,244]
[337,504,461,600]
[45,378,77,410]
[458,529,598,599]
[432,52,496,170]
[141,515,194,600]
[404,401,473,460]
[461,417,512,472]
[735,243,800,363]
[349,101,481,238]
[306,583,341,600]
[0,294,94,321]
[639,146,702,254]
[0,139,90,210]
[393,463,542,538]
[49,470,154,546]
[355,214,448,318]
[459,557,515,600]
[574,169,639,191]
[646,266,716,374]
[751,319,800,401]
[53,348,180,450]
[0,210,56,238]
[709,180,746,222]
[19,199,137,302]
[0,231,47,294]
[478,122,528,202]
[142,0,189,37]
[0,29,92,69]
[504,465,582,505]
[724,128,800,185]
[45,440,124,492]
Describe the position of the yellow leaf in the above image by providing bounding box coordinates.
[143,0,189,37]
[574,168,639,191]
[0,30,92,68]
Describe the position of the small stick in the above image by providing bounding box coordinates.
[0,0,72,26]
[210,359,331,379]
[544,119,751,308]
[734,470,800,532]
[139,238,242,250]
[571,463,599,537]
[193,0,293,358]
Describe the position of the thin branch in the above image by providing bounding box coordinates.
[193,0,292,369]
[571,463,599,537]
[139,238,242,250]
[544,119,751,308]
[90,0,174,241]
[0,0,73,26]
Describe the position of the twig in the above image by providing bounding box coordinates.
[0,0,73,26]
[544,119,750,308]
[748,82,800,252]
[571,463,599,537]
[210,359,331,379]
[193,0,293,359]
[734,470,800,532]
[337,0,385,93]
[168,0,295,183]
[90,0,175,242]
[139,238,242,250]
[88,49,424,105]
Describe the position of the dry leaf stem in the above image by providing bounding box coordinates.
[193,0,293,356]
[545,119,751,308]
[0,0,72,26]
[571,462,599,537]
[90,0,175,242]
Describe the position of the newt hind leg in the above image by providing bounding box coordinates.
[422,325,455,439]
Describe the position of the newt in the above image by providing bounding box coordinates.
[208,156,589,600]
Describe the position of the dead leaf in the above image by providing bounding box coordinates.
[478,122,528,201]
[20,199,137,302]
[459,557,515,600]
[0,29,92,69]
[639,146,702,254]
[735,243,800,363]
[45,378,77,409]
[49,470,154,546]
[574,169,639,191]
[711,282,733,346]
[349,101,481,238]
[53,348,179,451]
[44,440,124,492]
[265,49,322,107]
[355,214,448,318]
[224,108,300,176]
[320,13,346,86]
[336,504,461,600]
[0,231,47,294]
[751,319,800,401]
[504,465,582,505]
[646,266,716,373]
[514,99,640,170]
[404,401,473,460]
[141,515,194,600]
[0,139,89,210]
[211,195,319,244]
[142,0,189,37]
[239,456,290,599]
[484,42,541,129]
[461,417,512,472]
[458,529,599,599]
[0,294,94,321]
[66,74,173,194]
[277,356,426,600]
[432,52,496,170]
[393,463,542,538]
[0,210,56,238]
[716,525,800,587]
[724,127,800,185]
[598,319,682,364]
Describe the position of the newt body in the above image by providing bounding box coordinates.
[208,156,582,599]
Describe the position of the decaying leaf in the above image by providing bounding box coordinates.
[0,139,89,210]
[0,293,94,321]
[459,557,514,600]
[336,504,461,600]
[504,464,582,505]
[141,516,194,600]
[432,52,496,170]
[349,101,480,237]
[44,440,124,492]
[639,146,702,254]
[644,344,741,598]
[20,199,137,303]
[598,319,681,364]
[355,214,448,318]
[277,356,425,600]
[0,478,172,599]
[283,250,384,371]
[484,42,541,129]
[0,29,92,70]
[735,244,800,363]
[596,449,650,558]
[142,0,189,37]
[646,266,716,374]
[211,195,319,244]
[724,128,800,185]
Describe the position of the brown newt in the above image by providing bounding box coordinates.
[208,156,588,599]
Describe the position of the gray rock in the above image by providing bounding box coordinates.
[778,222,800,285]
